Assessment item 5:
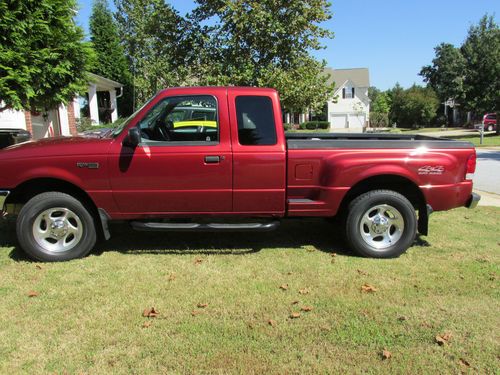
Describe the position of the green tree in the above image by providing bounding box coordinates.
[372,92,391,114]
[0,0,94,112]
[190,0,335,113]
[89,0,132,116]
[114,0,191,108]
[389,85,439,128]
[420,43,466,103]
[461,15,500,133]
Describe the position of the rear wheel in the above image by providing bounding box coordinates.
[16,192,96,262]
[345,190,417,258]
[487,125,493,131]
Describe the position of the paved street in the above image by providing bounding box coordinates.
[475,149,500,194]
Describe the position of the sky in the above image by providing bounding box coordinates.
[76,0,499,90]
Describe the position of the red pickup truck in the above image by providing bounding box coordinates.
[0,87,479,261]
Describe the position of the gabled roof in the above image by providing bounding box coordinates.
[324,68,370,88]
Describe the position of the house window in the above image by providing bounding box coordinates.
[342,86,355,99]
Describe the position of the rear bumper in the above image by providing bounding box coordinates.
[0,190,10,215]
[466,192,481,209]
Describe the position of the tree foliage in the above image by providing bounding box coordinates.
[90,0,133,115]
[420,14,499,132]
[0,0,94,112]
[420,43,466,103]
[460,15,500,115]
[389,85,439,127]
[190,0,335,112]
[114,0,192,108]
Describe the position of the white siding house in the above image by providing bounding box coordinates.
[325,68,370,133]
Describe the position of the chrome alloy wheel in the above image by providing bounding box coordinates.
[359,204,404,250]
[32,207,84,253]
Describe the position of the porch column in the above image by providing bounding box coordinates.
[109,89,118,123]
[88,84,99,124]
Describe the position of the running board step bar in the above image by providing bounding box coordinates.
[130,221,280,232]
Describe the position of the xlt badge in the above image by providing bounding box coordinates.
[76,162,100,169]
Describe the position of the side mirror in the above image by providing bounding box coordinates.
[124,127,141,147]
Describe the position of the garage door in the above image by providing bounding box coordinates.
[330,114,347,129]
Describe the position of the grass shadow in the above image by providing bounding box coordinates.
[93,218,352,257]
[2,217,434,261]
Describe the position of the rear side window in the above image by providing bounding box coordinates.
[236,96,277,146]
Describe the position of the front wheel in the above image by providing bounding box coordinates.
[16,192,97,262]
[345,190,417,258]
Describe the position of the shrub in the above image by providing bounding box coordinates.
[300,121,329,130]
[370,112,389,128]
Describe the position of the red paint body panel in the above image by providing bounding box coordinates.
[0,87,477,222]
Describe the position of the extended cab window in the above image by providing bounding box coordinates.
[137,95,218,144]
[236,96,277,146]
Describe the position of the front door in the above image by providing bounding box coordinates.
[108,91,233,215]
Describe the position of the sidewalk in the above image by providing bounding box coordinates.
[475,190,500,207]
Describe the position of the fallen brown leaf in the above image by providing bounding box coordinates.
[291,300,299,305]
[459,358,470,367]
[301,306,313,312]
[27,291,38,297]
[381,349,392,360]
[290,312,301,319]
[191,310,203,316]
[435,332,452,346]
[361,283,377,293]
[357,269,368,276]
[279,284,289,290]
[268,319,276,327]
[167,274,176,281]
[35,265,42,270]
[397,316,407,322]
[142,321,152,328]
[194,258,203,264]
[142,307,159,318]
[197,303,208,308]
[298,288,310,295]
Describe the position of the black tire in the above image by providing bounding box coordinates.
[16,192,96,262]
[345,190,417,258]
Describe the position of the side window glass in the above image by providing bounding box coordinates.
[138,95,218,143]
[236,96,277,146]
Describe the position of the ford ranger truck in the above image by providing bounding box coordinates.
[0,87,480,262]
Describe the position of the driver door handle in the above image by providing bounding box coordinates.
[204,155,220,164]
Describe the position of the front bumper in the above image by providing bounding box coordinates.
[466,192,481,209]
[0,190,10,215]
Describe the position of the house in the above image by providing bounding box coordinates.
[324,67,370,133]
[0,73,123,140]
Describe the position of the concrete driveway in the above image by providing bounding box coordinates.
[474,148,500,207]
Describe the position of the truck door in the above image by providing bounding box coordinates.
[108,89,233,214]
[227,89,287,215]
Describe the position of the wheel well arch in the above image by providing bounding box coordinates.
[338,174,428,234]
[6,178,106,239]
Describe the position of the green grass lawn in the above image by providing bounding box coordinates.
[451,134,500,147]
[0,207,499,374]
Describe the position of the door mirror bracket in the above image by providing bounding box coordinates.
[124,127,141,147]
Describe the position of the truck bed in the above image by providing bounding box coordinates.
[285,132,474,149]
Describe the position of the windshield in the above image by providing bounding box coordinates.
[111,96,156,137]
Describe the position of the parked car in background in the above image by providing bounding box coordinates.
[475,113,497,131]
[0,128,31,149]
